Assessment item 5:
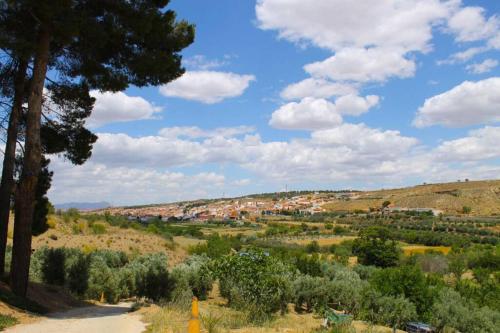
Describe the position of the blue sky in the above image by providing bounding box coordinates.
[49,0,500,205]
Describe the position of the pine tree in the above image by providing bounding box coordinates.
[1,0,194,296]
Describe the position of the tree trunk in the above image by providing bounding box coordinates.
[10,29,50,297]
[0,60,28,276]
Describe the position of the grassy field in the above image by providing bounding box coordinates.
[402,245,451,256]
[283,236,357,246]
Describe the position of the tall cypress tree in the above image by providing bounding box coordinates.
[1,0,194,296]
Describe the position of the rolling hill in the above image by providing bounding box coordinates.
[323,179,500,216]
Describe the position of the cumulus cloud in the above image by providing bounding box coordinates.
[465,59,498,74]
[269,95,379,130]
[447,6,499,42]
[280,78,357,100]
[414,77,500,127]
[304,48,416,83]
[434,126,500,161]
[159,71,255,104]
[269,98,342,130]
[49,158,225,205]
[256,0,454,52]
[87,91,162,128]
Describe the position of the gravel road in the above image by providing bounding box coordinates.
[5,302,146,333]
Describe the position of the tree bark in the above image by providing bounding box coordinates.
[10,28,50,297]
[0,60,28,276]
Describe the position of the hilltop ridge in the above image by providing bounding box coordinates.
[96,179,500,218]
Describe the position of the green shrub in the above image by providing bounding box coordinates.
[91,223,106,234]
[189,234,232,259]
[359,288,417,329]
[40,247,66,285]
[0,314,18,330]
[4,245,12,273]
[66,251,90,295]
[171,255,213,300]
[215,251,294,322]
[370,265,439,317]
[127,253,174,301]
[86,256,122,303]
[305,241,320,253]
[321,264,366,315]
[293,275,331,312]
[431,288,500,333]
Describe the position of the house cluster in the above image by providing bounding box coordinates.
[101,192,348,223]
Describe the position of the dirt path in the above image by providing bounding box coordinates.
[5,302,146,333]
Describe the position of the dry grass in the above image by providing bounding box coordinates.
[6,216,189,267]
[324,179,500,216]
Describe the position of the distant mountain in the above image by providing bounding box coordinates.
[54,201,111,211]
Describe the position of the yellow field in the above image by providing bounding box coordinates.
[283,236,357,246]
[402,245,451,256]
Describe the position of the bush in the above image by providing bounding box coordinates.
[359,288,417,329]
[91,223,106,234]
[321,264,366,315]
[189,234,232,259]
[370,265,439,317]
[66,251,90,295]
[305,241,320,253]
[293,275,331,312]
[431,288,500,333]
[171,255,213,300]
[86,256,122,303]
[38,247,66,285]
[127,253,174,301]
[215,251,294,322]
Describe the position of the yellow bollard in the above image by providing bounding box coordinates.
[187,296,200,333]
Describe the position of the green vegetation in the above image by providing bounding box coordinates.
[30,247,174,303]
[0,314,18,330]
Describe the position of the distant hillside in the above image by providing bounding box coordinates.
[324,180,500,216]
[55,201,111,211]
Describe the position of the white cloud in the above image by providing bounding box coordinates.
[49,158,225,205]
[466,59,498,74]
[280,78,357,100]
[489,32,500,49]
[183,55,229,70]
[447,6,499,42]
[414,77,500,127]
[437,46,489,65]
[159,71,255,104]
[434,126,500,161]
[334,95,380,116]
[158,125,255,139]
[49,122,500,204]
[269,98,342,130]
[311,123,418,156]
[86,91,162,128]
[304,48,416,83]
[269,95,379,130]
[256,0,454,52]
